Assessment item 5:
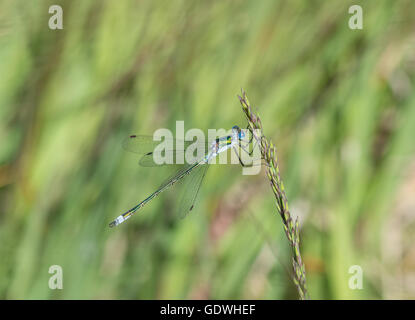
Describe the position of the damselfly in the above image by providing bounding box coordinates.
[109,125,258,227]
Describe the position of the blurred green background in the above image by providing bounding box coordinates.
[1,0,415,299]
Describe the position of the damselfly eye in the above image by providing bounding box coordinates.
[232,125,244,139]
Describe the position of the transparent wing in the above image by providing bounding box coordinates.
[122,135,164,154]
[155,162,199,191]
[176,163,209,219]
[123,135,210,167]
[122,135,209,154]
[138,150,194,167]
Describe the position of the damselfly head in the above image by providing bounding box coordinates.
[232,125,245,140]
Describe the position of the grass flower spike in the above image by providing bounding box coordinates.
[238,90,308,300]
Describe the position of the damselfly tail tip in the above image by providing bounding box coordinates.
[109,214,126,228]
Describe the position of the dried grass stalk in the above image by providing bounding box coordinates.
[238,89,308,299]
